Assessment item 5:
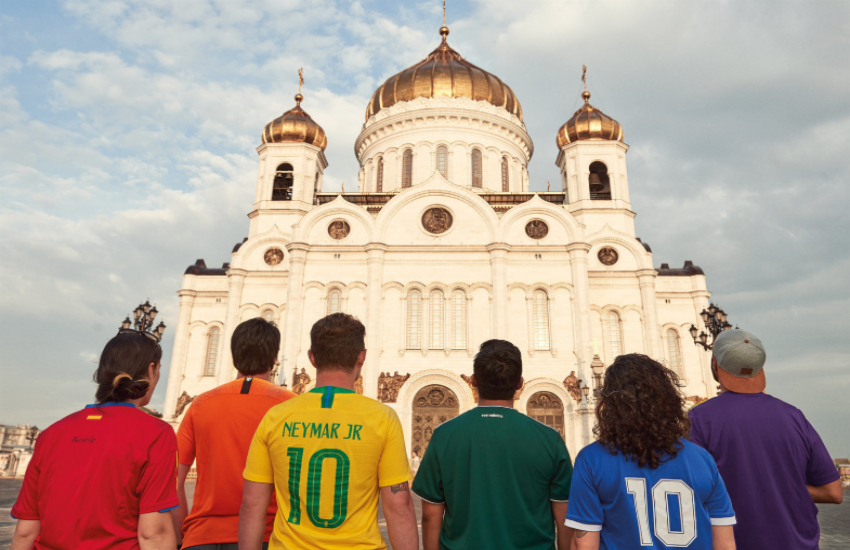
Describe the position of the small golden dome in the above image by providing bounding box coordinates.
[556,91,623,148]
[365,27,523,122]
[262,94,327,151]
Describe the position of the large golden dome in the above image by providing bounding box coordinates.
[262,94,328,151]
[556,91,623,148]
[365,27,523,122]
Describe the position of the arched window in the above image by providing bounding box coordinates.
[272,163,294,201]
[314,171,320,196]
[501,156,509,192]
[327,289,342,315]
[402,149,413,188]
[430,290,444,349]
[471,149,483,188]
[436,145,448,178]
[667,329,684,378]
[606,311,623,360]
[589,161,611,200]
[533,290,550,351]
[452,290,467,350]
[262,309,275,323]
[406,290,422,349]
[376,158,383,192]
[203,327,220,377]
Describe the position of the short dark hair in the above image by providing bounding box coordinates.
[310,313,365,372]
[473,339,522,400]
[594,354,690,469]
[94,332,162,403]
[231,318,280,376]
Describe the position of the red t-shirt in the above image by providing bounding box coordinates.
[177,377,294,547]
[12,403,179,550]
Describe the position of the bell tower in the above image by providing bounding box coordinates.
[249,81,328,238]
[555,68,633,235]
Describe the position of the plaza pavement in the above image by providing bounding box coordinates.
[1,479,847,548]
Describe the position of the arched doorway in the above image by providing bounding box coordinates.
[527,391,565,439]
[411,385,459,457]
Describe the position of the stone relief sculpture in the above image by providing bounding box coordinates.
[292,368,311,395]
[174,391,195,417]
[378,371,410,403]
[598,246,619,266]
[264,248,284,266]
[563,371,583,403]
[422,207,453,234]
[328,220,351,240]
[525,220,549,239]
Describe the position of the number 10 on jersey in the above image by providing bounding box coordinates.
[626,478,697,546]
[287,447,351,529]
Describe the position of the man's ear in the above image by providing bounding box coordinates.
[308,350,317,368]
[516,376,524,390]
[355,349,367,369]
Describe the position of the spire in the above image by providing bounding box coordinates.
[581,64,590,104]
[295,67,304,105]
[440,0,449,41]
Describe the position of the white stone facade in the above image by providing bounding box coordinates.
[162,89,714,460]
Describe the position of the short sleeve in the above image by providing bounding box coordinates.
[549,437,573,502]
[804,418,840,487]
[176,403,196,466]
[705,461,736,525]
[10,438,43,520]
[243,413,274,484]
[377,409,412,488]
[137,426,179,514]
[564,451,603,531]
[411,430,443,504]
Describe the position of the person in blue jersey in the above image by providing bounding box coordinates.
[566,354,737,550]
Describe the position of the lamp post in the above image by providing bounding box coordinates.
[590,354,605,399]
[122,299,167,341]
[581,384,590,404]
[689,303,734,351]
[26,426,39,448]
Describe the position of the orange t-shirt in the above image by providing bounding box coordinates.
[177,377,295,547]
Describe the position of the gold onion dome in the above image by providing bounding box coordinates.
[556,91,624,148]
[366,26,523,122]
[262,94,328,151]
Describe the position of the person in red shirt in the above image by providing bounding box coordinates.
[174,317,295,550]
[10,330,179,550]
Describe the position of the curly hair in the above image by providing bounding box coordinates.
[593,354,690,469]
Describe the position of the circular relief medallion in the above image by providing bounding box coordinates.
[598,247,619,266]
[327,220,351,240]
[422,207,453,234]
[525,220,549,240]
[264,248,284,266]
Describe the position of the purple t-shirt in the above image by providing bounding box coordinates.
[689,392,839,550]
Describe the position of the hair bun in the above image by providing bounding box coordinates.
[112,373,133,388]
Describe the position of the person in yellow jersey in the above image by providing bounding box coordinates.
[239,313,419,550]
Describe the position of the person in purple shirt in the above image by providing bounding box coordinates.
[689,329,843,550]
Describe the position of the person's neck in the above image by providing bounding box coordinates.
[236,371,272,382]
[478,399,514,408]
[315,369,356,390]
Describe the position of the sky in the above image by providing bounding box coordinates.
[0,0,848,455]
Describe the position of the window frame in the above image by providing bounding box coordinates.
[471,149,483,188]
[327,288,342,316]
[501,156,509,192]
[402,149,413,188]
[406,289,422,349]
[436,145,448,179]
[533,290,551,351]
[203,326,221,377]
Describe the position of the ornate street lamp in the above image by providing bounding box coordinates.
[26,426,39,448]
[581,384,590,404]
[590,354,605,398]
[121,299,167,342]
[689,303,735,351]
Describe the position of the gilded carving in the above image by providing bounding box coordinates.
[422,207,453,234]
[525,220,549,240]
[328,220,351,240]
[264,248,284,266]
[378,371,410,403]
[527,391,565,438]
[292,368,311,395]
[598,247,619,266]
[563,371,583,403]
[411,384,459,456]
[174,391,195,417]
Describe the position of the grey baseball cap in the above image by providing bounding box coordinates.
[713,329,766,393]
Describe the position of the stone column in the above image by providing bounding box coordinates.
[567,243,593,384]
[363,243,388,399]
[217,269,247,385]
[279,243,310,384]
[637,269,663,358]
[486,243,510,339]
[163,290,196,422]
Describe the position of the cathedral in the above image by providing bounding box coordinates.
[162,25,714,459]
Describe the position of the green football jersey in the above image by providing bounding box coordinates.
[412,406,573,550]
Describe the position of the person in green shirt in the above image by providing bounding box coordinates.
[412,339,574,550]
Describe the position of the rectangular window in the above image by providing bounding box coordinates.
[406,291,421,349]
[430,291,444,349]
[533,291,550,351]
[452,291,467,350]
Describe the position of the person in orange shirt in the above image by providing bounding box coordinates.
[174,318,295,550]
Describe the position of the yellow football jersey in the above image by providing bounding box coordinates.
[244,386,411,550]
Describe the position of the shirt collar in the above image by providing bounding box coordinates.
[85,402,137,408]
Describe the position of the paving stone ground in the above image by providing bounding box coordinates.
[1,479,846,549]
